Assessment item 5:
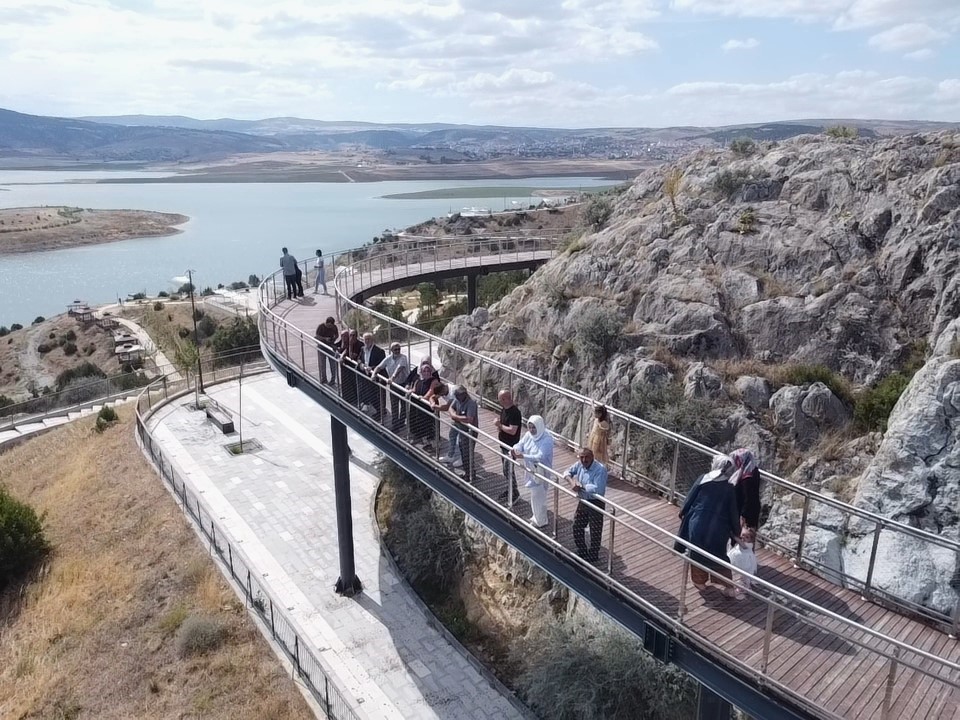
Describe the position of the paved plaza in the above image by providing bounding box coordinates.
[146,372,527,720]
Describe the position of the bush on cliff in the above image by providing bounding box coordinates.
[0,485,50,590]
[515,619,696,720]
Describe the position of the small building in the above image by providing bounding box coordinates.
[67,300,85,315]
[96,314,119,330]
[113,331,137,348]
[74,305,94,323]
[115,342,144,366]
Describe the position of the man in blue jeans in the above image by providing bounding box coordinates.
[449,386,479,483]
[567,448,608,562]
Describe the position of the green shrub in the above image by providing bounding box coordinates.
[0,326,8,337]
[175,615,225,657]
[158,291,169,298]
[730,137,756,156]
[36,343,53,354]
[737,207,758,234]
[63,342,78,356]
[229,281,248,291]
[515,619,696,720]
[584,197,613,231]
[574,306,623,360]
[153,301,164,311]
[56,362,107,392]
[200,287,215,297]
[710,168,753,198]
[177,326,191,339]
[210,316,260,358]
[130,293,146,301]
[854,372,910,432]
[0,394,14,410]
[0,486,50,590]
[83,343,96,356]
[825,125,858,139]
[64,329,77,342]
[196,315,218,339]
[778,364,854,406]
[177,282,195,295]
[248,274,260,286]
[95,404,119,433]
[32,316,45,325]
[379,459,464,602]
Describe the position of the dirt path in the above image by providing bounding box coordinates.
[20,324,56,390]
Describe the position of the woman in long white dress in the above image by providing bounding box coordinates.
[511,415,554,528]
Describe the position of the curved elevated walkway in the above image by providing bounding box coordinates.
[259,234,960,720]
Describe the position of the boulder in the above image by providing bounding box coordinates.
[770,382,851,448]
[683,362,724,400]
[735,375,771,411]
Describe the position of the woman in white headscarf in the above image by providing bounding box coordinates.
[511,415,554,528]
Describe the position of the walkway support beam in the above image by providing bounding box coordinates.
[332,416,362,597]
[467,273,478,312]
[697,684,733,720]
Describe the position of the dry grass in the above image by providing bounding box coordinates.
[0,414,313,720]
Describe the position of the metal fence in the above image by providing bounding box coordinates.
[135,367,362,720]
[276,234,960,634]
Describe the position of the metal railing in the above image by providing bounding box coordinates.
[135,360,363,720]
[268,237,960,635]
[256,310,960,720]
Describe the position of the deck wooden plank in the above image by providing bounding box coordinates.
[264,279,960,719]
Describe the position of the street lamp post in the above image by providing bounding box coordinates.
[186,269,204,394]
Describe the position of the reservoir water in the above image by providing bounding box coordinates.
[0,172,609,325]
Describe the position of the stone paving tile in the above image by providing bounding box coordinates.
[148,373,526,720]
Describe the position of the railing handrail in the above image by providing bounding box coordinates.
[255,325,960,720]
[304,240,959,554]
[134,363,363,720]
[255,233,960,717]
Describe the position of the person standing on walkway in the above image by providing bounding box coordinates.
[567,448,608,562]
[372,341,409,430]
[314,249,328,295]
[588,405,611,467]
[315,316,339,385]
[512,415,554,528]
[494,389,522,507]
[280,247,299,301]
[449,386,479,483]
[359,332,385,420]
[730,447,762,530]
[677,454,741,597]
[339,329,362,407]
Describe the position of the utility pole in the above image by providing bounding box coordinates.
[187,269,204,394]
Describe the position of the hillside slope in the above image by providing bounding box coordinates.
[0,413,313,720]
[442,130,960,611]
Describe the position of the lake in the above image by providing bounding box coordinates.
[0,173,610,325]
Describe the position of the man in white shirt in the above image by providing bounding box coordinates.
[373,342,409,430]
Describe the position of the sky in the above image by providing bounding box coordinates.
[0,0,958,128]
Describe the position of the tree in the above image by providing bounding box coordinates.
[585,197,613,231]
[417,283,440,315]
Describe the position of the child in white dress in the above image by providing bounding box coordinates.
[727,527,758,600]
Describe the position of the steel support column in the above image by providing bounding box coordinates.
[332,416,362,596]
[467,273,478,312]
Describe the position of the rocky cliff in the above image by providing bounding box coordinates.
[441,131,960,613]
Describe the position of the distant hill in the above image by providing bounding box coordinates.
[0,108,288,162]
[3,106,956,164]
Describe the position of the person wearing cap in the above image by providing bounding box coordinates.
[567,447,608,562]
[449,386,479,483]
[372,341,409,430]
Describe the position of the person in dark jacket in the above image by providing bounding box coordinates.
[730,447,762,530]
[677,454,741,596]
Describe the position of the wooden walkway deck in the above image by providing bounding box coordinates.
[261,261,960,720]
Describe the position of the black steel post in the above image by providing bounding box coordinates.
[187,269,204,393]
[466,273,478,312]
[697,683,733,720]
[332,416,362,596]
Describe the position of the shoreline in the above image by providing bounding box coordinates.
[0,207,189,255]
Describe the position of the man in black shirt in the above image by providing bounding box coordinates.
[494,389,522,507]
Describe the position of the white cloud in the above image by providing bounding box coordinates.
[868,23,948,52]
[722,38,759,51]
[904,48,935,61]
